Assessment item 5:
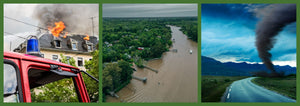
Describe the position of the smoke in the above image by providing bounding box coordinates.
[33,4,99,35]
[255,4,296,72]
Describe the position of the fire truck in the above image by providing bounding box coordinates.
[3,36,98,102]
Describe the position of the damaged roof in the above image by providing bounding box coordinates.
[14,33,98,53]
[40,34,98,52]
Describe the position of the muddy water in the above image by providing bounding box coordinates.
[106,26,198,102]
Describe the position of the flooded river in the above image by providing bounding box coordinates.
[106,25,198,102]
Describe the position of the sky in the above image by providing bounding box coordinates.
[103,4,197,17]
[3,4,98,51]
[201,4,296,67]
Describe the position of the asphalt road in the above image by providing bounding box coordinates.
[225,77,296,102]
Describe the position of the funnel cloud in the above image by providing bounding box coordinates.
[255,4,296,72]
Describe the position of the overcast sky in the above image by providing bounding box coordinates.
[103,4,197,17]
[201,4,296,67]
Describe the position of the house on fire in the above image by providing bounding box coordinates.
[13,33,98,71]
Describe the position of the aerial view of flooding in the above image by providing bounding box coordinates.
[106,26,198,102]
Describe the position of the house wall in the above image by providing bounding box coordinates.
[40,50,92,71]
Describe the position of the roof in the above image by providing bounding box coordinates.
[4,51,79,70]
[39,34,98,52]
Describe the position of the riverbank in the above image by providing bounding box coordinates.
[251,75,296,99]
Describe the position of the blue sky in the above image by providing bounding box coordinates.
[201,4,296,67]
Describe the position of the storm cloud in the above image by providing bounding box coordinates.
[255,4,296,72]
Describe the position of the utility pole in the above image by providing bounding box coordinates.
[90,16,96,37]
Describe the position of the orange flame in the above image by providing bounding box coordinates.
[84,34,90,40]
[63,32,68,38]
[48,21,66,37]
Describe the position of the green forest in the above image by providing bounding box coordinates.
[102,17,197,101]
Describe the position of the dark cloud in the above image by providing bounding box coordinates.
[255,4,296,72]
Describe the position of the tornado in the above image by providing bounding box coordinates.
[255,4,296,72]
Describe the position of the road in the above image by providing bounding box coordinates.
[225,77,296,102]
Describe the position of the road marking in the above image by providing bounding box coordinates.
[229,88,231,92]
[227,93,230,99]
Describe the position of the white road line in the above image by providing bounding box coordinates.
[227,93,230,99]
[229,88,231,92]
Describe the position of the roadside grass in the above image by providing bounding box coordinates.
[201,76,248,102]
[251,75,296,99]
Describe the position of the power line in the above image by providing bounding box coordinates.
[4,16,48,30]
[4,32,27,39]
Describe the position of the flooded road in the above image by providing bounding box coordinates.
[106,25,198,102]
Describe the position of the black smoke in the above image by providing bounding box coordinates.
[33,4,99,35]
[255,4,296,73]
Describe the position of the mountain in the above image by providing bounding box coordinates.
[201,56,296,76]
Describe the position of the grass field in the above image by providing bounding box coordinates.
[251,75,296,99]
[201,76,248,102]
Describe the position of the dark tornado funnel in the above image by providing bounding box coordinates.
[255,4,296,72]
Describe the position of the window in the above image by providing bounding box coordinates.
[28,68,79,102]
[72,43,77,50]
[4,60,22,103]
[54,40,61,48]
[87,45,92,52]
[77,57,83,67]
[52,55,59,61]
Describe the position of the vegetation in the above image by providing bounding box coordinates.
[31,54,78,102]
[31,53,99,102]
[165,17,197,42]
[102,60,133,98]
[201,76,247,102]
[252,75,296,99]
[83,50,100,102]
[102,17,197,101]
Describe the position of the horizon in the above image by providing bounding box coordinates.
[202,55,297,67]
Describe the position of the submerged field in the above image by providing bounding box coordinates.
[201,76,248,102]
[252,75,296,99]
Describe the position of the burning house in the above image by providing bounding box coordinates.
[13,20,97,71]
[13,4,99,71]
[13,33,98,71]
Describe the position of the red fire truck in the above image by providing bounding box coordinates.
[4,35,98,102]
[3,51,98,102]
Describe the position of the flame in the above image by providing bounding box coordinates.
[63,32,68,38]
[48,21,66,37]
[84,34,90,40]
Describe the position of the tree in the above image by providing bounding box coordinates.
[103,63,122,91]
[118,60,133,82]
[150,39,166,58]
[83,50,99,102]
[31,54,78,102]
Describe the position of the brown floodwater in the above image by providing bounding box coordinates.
[106,25,198,102]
